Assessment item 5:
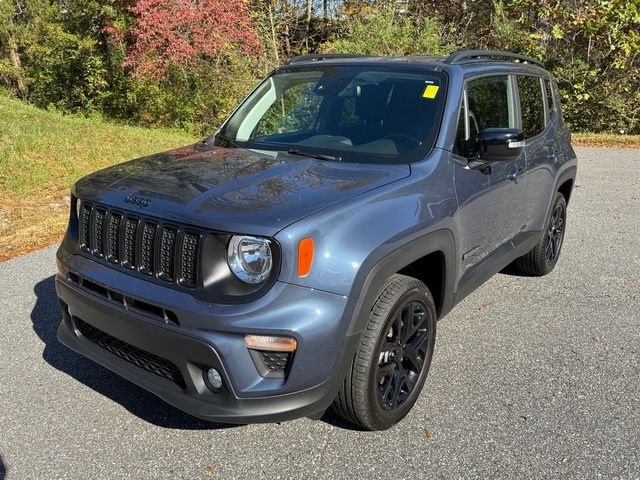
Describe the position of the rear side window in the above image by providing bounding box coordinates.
[544,79,556,120]
[518,76,545,138]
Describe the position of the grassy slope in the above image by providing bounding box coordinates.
[0,95,196,261]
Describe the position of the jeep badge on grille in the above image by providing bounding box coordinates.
[124,194,151,208]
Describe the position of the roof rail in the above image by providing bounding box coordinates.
[444,50,543,68]
[287,53,368,64]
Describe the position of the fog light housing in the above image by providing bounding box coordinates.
[204,368,223,392]
[245,335,297,379]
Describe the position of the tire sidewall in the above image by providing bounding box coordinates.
[364,284,437,430]
[543,192,567,271]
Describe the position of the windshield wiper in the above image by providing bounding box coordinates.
[287,148,342,162]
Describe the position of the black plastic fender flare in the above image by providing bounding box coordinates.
[554,164,577,203]
[345,228,457,337]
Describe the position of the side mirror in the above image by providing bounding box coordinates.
[476,128,525,162]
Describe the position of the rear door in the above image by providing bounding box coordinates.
[516,74,557,231]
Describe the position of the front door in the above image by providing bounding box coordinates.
[466,75,525,254]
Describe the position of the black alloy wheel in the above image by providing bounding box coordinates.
[376,300,432,410]
[545,202,565,264]
[332,274,437,430]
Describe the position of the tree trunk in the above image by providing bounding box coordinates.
[305,0,313,51]
[7,33,27,99]
[267,2,280,65]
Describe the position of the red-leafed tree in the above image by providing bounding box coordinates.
[121,0,260,79]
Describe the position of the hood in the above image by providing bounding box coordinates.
[74,143,410,236]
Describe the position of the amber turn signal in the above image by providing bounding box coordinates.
[297,237,314,277]
[245,335,298,352]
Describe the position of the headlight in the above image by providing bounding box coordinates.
[227,235,273,284]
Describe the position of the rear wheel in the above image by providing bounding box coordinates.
[332,274,436,430]
[514,192,567,276]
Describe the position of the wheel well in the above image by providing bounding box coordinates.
[558,178,574,204]
[397,251,445,317]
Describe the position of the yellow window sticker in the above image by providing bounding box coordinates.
[422,84,439,99]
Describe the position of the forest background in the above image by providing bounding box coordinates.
[2,0,639,136]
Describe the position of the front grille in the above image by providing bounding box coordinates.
[159,227,177,281]
[123,217,138,268]
[140,222,156,275]
[180,232,199,288]
[80,205,92,252]
[94,208,106,257]
[76,318,186,389]
[107,213,121,262]
[79,202,201,288]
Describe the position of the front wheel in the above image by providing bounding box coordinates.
[332,274,437,430]
[514,192,567,276]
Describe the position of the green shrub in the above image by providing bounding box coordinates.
[324,4,449,56]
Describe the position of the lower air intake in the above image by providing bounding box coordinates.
[76,318,185,389]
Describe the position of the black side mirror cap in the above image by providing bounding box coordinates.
[476,128,525,162]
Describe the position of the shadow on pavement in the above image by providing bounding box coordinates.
[0,453,6,480]
[500,261,540,277]
[320,409,366,431]
[31,275,237,430]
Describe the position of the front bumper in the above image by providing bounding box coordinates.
[55,247,359,423]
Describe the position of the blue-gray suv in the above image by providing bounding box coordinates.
[55,50,577,430]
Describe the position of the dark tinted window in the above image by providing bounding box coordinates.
[339,96,358,126]
[544,79,556,120]
[221,66,447,164]
[466,76,512,136]
[518,76,545,138]
[453,104,467,156]
[255,81,322,137]
[454,76,514,156]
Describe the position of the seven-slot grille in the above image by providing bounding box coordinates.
[80,202,200,288]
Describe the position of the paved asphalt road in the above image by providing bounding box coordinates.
[1,147,639,479]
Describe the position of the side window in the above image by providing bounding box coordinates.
[467,76,513,134]
[518,75,545,138]
[454,75,514,156]
[544,79,556,121]
[254,82,322,138]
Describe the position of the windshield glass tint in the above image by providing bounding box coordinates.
[220,65,447,164]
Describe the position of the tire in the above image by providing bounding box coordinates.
[332,274,437,430]
[514,191,567,276]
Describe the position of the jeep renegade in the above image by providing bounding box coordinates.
[55,50,577,430]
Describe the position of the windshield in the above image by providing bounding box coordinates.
[217,65,447,164]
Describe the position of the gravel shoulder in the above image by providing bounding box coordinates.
[0,147,639,479]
